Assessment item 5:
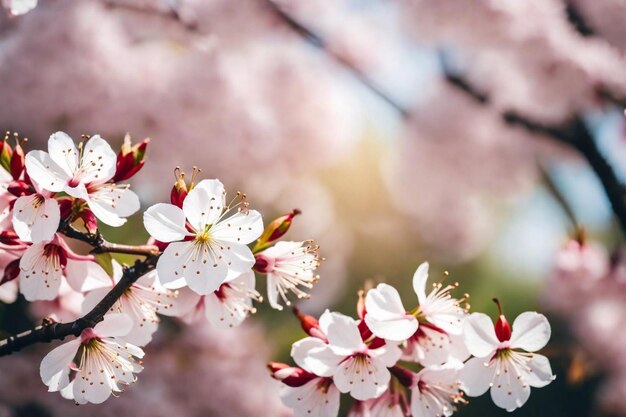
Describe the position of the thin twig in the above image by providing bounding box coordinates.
[539,162,579,229]
[0,226,160,356]
[264,0,409,118]
[0,256,157,356]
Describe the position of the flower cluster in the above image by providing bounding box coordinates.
[271,263,555,416]
[0,131,322,404]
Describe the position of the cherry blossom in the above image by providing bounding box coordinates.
[177,270,262,329]
[18,235,111,302]
[143,179,263,295]
[411,365,464,417]
[459,304,555,412]
[25,132,140,227]
[254,240,320,310]
[272,337,341,417]
[40,313,144,405]
[364,262,467,342]
[293,310,402,401]
[12,185,60,243]
[82,264,178,346]
[402,325,470,367]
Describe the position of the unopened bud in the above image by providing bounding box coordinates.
[389,365,415,388]
[113,134,149,182]
[493,298,511,342]
[267,362,317,387]
[9,143,24,180]
[0,258,20,285]
[253,209,301,253]
[293,307,326,341]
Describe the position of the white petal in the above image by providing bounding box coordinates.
[333,355,389,401]
[412,262,429,304]
[40,339,81,391]
[158,286,201,317]
[12,194,60,243]
[490,358,530,412]
[76,135,116,184]
[280,379,340,417]
[155,242,192,288]
[94,313,134,338]
[81,287,110,315]
[19,243,63,301]
[24,150,69,193]
[509,312,551,352]
[87,185,140,227]
[183,179,225,230]
[463,313,499,358]
[523,353,555,388]
[370,342,403,367]
[365,283,417,342]
[324,312,365,355]
[292,337,337,376]
[47,132,78,178]
[65,259,113,292]
[266,272,281,310]
[211,210,264,244]
[143,203,189,242]
[459,356,494,397]
[219,242,255,276]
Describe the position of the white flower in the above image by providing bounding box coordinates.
[19,240,111,301]
[293,310,402,401]
[280,338,341,417]
[365,262,466,342]
[40,314,144,405]
[2,0,37,16]
[25,132,140,227]
[255,240,320,310]
[12,188,60,243]
[82,264,178,346]
[459,312,555,412]
[363,389,407,417]
[143,179,263,295]
[411,365,464,417]
[404,326,470,367]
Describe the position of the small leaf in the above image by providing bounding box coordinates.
[94,252,115,277]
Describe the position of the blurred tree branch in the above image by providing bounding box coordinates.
[267,0,626,237]
[264,0,409,118]
[0,227,160,356]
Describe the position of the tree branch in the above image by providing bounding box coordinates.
[263,0,409,118]
[265,1,626,236]
[0,226,161,356]
[60,224,159,256]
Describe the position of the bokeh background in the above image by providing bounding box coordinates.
[1,0,626,416]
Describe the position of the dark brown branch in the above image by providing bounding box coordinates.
[264,0,409,118]
[0,256,157,356]
[0,225,161,356]
[60,224,159,256]
[442,66,626,236]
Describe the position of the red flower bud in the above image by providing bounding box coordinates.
[1,258,20,285]
[267,362,317,387]
[0,230,23,247]
[7,180,32,197]
[9,143,24,180]
[293,307,326,341]
[113,135,149,182]
[389,365,415,388]
[493,298,512,342]
[78,209,98,234]
[252,209,301,253]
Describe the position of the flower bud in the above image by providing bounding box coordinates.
[9,143,24,180]
[78,209,98,234]
[0,136,12,173]
[113,134,149,182]
[1,258,20,285]
[493,298,512,342]
[389,365,415,388]
[267,362,317,387]
[253,209,301,253]
[170,167,190,208]
[293,307,326,341]
[7,180,31,197]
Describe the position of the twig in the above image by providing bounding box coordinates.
[539,162,579,229]
[0,256,157,356]
[263,0,409,118]
[60,224,159,256]
[0,228,160,356]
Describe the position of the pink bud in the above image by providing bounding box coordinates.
[493,298,511,342]
[0,258,20,285]
[267,362,317,387]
